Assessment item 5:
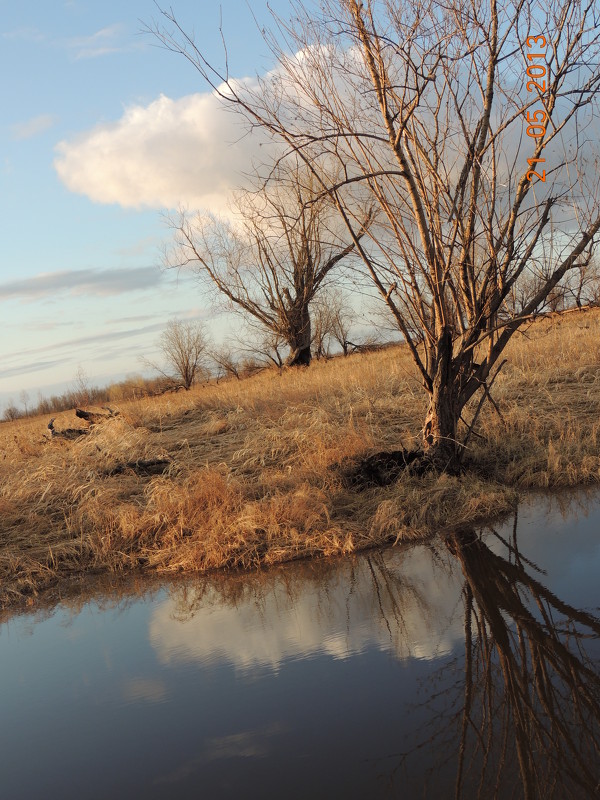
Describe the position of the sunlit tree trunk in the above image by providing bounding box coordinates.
[285,303,312,366]
[422,328,462,471]
[423,391,461,470]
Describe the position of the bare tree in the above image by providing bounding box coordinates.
[311,295,334,359]
[2,400,20,422]
[151,0,600,472]
[19,390,29,417]
[71,365,91,407]
[166,162,372,367]
[210,345,242,381]
[328,289,355,356]
[147,319,210,390]
[312,288,359,356]
[563,252,600,308]
[251,329,287,370]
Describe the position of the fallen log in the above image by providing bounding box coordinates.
[75,407,120,425]
[47,418,89,440]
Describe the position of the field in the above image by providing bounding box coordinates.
[1,308,600,609]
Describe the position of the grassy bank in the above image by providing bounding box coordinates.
[2,308,600,608]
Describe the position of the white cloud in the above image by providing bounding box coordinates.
[149,547,465,673]
[2,27,46,43]
[66,23,134,60]
[54,91,270,213]
[11,114,56,141]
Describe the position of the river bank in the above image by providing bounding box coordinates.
[1,308,599,608]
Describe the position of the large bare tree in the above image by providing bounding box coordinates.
[167,164,371,366]
[152,0,600,470]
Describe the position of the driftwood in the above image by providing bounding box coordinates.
[47,418,89,440]
[75,407,120,424]
[346,340,388,354]
[47,407,120,440]
[162,385,187,394]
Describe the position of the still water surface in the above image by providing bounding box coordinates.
[2,493,600,799]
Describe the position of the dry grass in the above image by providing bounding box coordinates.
[1,308,599,609]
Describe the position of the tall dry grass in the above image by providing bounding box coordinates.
[1,308,599,608]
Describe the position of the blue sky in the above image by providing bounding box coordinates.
[0,0,291,409]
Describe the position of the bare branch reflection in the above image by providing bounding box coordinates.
[442,524,600,799]
[160,546,449,665]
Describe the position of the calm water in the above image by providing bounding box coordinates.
[2,493,600,799]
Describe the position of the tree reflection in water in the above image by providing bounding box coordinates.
[431,518,600,799]
[157,506,600,798]
[35,498,596,800]
[162,546,443,663]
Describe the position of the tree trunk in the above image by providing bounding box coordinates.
[286,343,311,366]
[286,304,312,366]
[422,388,461,472]
[422,327,462,473]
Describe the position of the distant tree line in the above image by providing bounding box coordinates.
[1,370,175,424]
[5,267,598,425]
[1,303,378,422]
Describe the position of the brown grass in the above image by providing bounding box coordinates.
[1,308,599,609]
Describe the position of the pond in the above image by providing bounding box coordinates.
[2,492,600,799]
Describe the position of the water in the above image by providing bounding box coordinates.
[2,492,600,799]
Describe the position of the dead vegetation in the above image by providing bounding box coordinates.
[1,309,599,609]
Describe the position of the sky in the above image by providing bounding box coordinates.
[0,0,293,410]
[3,2,587,414]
